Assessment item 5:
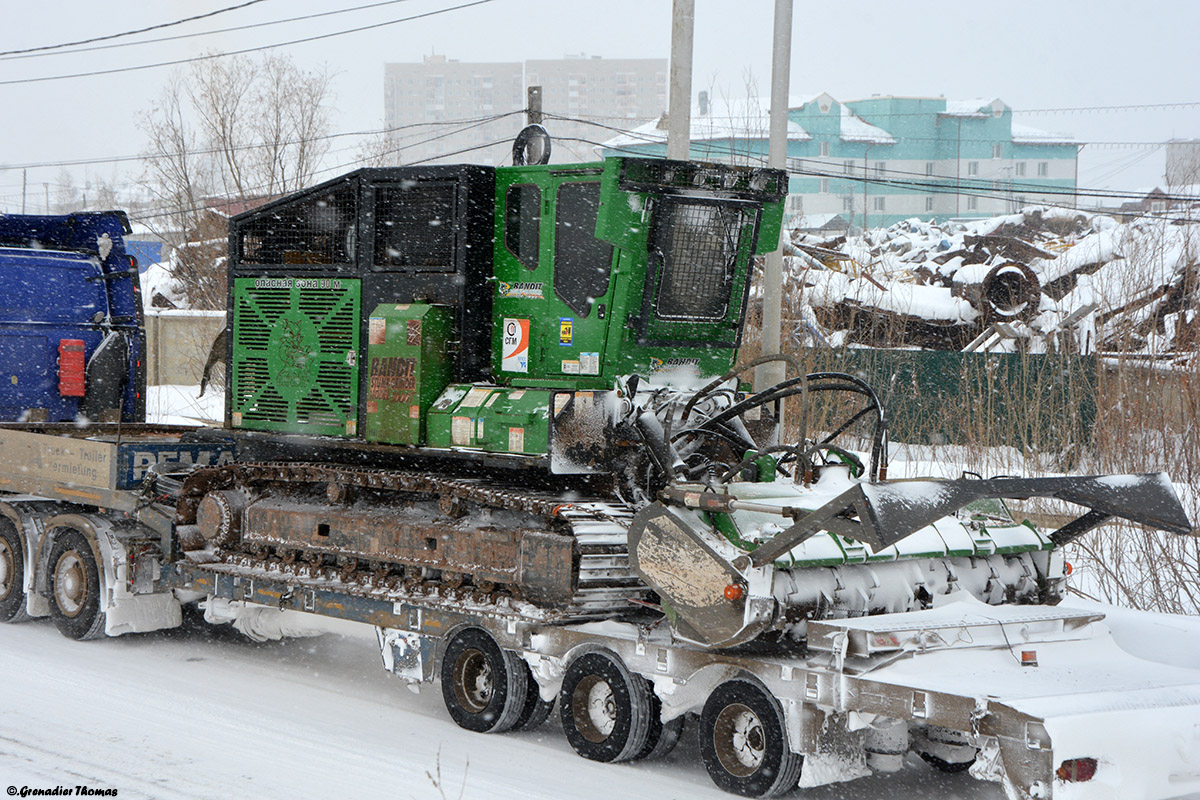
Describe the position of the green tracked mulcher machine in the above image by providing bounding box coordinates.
[182,140,1191,647]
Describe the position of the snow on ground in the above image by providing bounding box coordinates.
[90,387,1197,799]
[146,384,224,426]
[0,618,1005,800]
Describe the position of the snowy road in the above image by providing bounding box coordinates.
[0,617,1007,800]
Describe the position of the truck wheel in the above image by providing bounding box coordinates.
[48,531,106,641]
[0,519,31,623]
[559,651,651,763]
[635,682,685,760]
[440,628,528,733]
[701,680,803,798]
[512,661,555,731]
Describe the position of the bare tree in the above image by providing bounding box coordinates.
[354,125,401,168]
[139,53,334,309]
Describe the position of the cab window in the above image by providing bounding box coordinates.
[553,182,612,318]
[504,184,541,271]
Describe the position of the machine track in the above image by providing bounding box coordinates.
[177,463,651,622]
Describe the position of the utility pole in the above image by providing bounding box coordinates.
[21,169,26,213]
[43,183,48,213]
[527,86,543,126]
[667,0,694,161]
[756,0,792,397]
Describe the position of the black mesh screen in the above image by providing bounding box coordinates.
[653,201,746,321]
[373,182,457,270]
[239,185,357,266]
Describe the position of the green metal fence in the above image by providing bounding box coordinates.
[800,349,1098,452]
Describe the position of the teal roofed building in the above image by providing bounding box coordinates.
[598,93,1080,229]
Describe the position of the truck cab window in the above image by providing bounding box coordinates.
[554,182,612,318]
[504,184,541,271]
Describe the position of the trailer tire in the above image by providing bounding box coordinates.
[512,661,555,731]
[440,628,528,733]
[635,683,685,761]
[560,651,652,763]
[0,519,31,623]
[48,530,106,641]
[701,680,803,798]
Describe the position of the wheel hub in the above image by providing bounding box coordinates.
[0,539,13,600]
[573,675,617,743]
[54,551,86,618]
[586,680,617,737]
[714,703,766,776]
[453,649,493,713]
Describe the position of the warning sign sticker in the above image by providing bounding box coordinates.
[558,318,573,346]
[501,318,530,373]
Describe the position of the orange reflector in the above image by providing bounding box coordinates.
[1021,650,1038,667]
[1064,561,1074,576]
[1057,757,1097,782]
[724,584,744,601]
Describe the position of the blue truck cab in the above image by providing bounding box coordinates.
[0,212,146,423]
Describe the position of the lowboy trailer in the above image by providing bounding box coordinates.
[0,421,1197,800]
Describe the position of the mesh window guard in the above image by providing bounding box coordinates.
[240,185,357,266]
[374,182,457,270]
[654,202,746,321]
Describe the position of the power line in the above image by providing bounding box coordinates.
[0,0,493,87]
[0,0,419,63]
[550,115,1175,200]
[1016,101,1200,115]
[1,110,524,171]
[0,0,273,58]
[547,112,1194,150]
[561,133,1198,211]
[114,121,521,225]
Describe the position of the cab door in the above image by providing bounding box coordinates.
[492,170,616,386]
[542,176,614,383]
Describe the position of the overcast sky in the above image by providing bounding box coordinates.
[0,0,1197,212]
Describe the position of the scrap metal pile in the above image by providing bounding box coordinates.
[786,207,1200,358]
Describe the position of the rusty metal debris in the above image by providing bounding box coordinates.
[786,207,1200,357]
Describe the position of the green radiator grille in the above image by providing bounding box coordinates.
[231,277,361,436]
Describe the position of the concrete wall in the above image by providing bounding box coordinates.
[144,310,225,386]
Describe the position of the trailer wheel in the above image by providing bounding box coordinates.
[512,661,555,731]
[635,682,685,761]
[701,680,803,798]
[0,519,31,623]
[440,628,528,733]
[559,651,651,763]
[48,530,106,641]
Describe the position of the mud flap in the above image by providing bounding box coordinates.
[549,390,618,475]
[627,503,773,648]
